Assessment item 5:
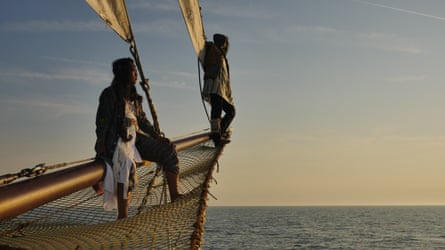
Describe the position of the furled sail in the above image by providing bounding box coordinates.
[178,0,206,63]
[85,0,133,43]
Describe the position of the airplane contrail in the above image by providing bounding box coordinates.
[353,0,445,21]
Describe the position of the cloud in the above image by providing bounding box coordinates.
[290,25,338,34]
[353,0,445,22]
[149,70,196,89]
[0,20,107,32]
[0,97,93,118]
[0,67,109,85]
[0,57,196,90]
[385,75,426,84]
[357,32,426,54]
[152,80,189,89]
[133,19,184,37]
[274,24,426,55]
[128,0,266,19]
[0,18,182,38]
[128,0,178,12]
[42,56,107,67]
[201,2,267,19]
[273,24,421,55]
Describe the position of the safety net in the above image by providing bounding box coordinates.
[0,137,226,250]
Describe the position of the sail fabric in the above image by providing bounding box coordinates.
[85,0,133,43]
[178,0,206,63]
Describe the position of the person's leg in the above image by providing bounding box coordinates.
[210,94,223,144]
[210,94,223,119]
[117,183,129,219]
[165,170,181,201]
[136,134,180,202]
[221,100,235,135]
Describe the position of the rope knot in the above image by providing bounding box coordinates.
[32,163,47,176]
[19,163,46,178]
[19,168,33,177]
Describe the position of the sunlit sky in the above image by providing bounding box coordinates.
[1,0,445,206]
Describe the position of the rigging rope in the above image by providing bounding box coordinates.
[129,41,162,136]
[198,58,211,122]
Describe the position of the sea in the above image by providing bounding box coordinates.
[202,206,445,249]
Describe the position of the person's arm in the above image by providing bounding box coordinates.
[204,42,221,79]
[95,88,114,157]
[136,97,160,138]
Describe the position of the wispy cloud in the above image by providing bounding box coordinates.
[277,24,426,55]
[0,20,107,32]
[385,75,426,84]
[133,19,183,37]
[0,18,182,38]
[129,0,266,19]
[290,25,338,34]
[241,24,339,45]
[42,56,107,67]
[201,2,267,19]
[353,0,445,21]
[0,98,93,118]
[149,70,196,89]
[0,57,196,90]
[128,0,178,12]
[357,32,426,54]
[0,67,109,85]
[152,80,189,89]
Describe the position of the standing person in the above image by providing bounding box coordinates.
[202,33,236,145]
[94,58,181,219]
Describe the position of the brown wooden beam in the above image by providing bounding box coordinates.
[0,132,211,220]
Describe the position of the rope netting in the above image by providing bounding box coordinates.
[0,139,225,250]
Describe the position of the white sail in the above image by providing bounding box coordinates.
[178,0,206,63]
[85,0,133,43]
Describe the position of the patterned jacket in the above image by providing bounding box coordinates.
[94,86,158,162]
[202,43,233,106]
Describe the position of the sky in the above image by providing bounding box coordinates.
[1,0,445,206]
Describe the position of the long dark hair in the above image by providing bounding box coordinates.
[111,58,138,101]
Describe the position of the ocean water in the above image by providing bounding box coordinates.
[202,206,445,249]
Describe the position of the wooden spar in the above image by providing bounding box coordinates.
[0,160,104,221]
[174,131,212,151]
[0,132,211,221]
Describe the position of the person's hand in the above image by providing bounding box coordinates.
[95,142,107,156]
[158,136,170,144]
[157,136,176,149]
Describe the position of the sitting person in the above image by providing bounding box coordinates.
[94,58,181,219]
